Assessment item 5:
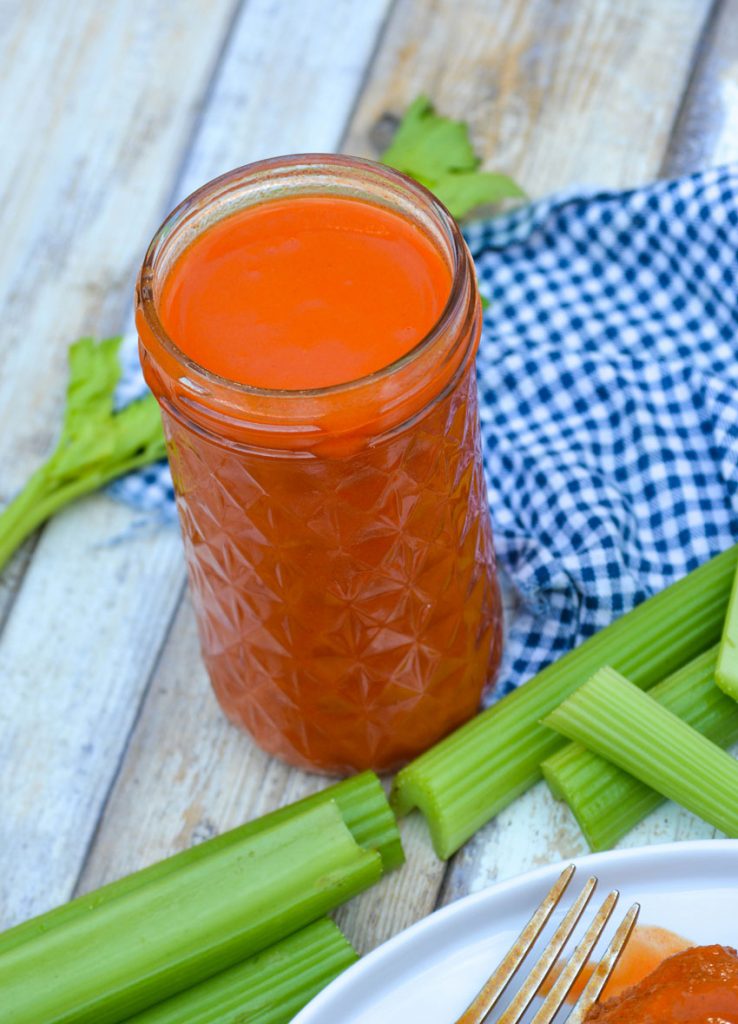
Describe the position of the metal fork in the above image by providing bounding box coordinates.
[455,865,640,1024]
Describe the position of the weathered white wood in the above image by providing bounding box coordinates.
[664,0,738,173]
[344,0,713,196]
[173,0,396,202]
[0,499,184,926]
[0,0,392,929]
[0,540,36,634]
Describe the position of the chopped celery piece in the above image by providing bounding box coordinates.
[543,666,738,837]
[541,646,738,849]
[0,801,380,1024]
[716,560,738,699]
[392,545,738,858]
[127,918,357,1024]
[0,770,401,956]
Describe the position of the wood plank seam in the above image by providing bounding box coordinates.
[69,580,188,900]
[661,0,723,175]
[662,0,738,175]
[154,0,249,219]
[337,0,400,153]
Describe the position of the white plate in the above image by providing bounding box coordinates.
[294,840,738,1024]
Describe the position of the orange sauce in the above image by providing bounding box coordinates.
[145,191,502,773]
[585,944,738,1023]
[159,196,451,389]
[542,925,692,1004]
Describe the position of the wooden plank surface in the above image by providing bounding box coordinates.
[0,0,392,928]
[75,0,732,960]
[664,0,738,173]
[343,0,713,195]
[0,0,241,928]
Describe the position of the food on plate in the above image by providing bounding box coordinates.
[584,944,738,1022]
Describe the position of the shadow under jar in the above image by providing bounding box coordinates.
[136,155,503,775]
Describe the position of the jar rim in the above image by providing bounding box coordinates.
[136,153,471,400]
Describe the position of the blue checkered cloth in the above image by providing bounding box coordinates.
[112,165,738,699]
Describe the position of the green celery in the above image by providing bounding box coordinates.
[541,646,738,849]
[0,338,166,573]
[0,770,402,956]
[126,918,357,1024]
[716,560,738,699]
[391,545,738,859]
[543,666,738,837]
[0,801,380,1024]
[381,96,524,218]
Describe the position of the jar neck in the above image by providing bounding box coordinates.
[136,155,481,454]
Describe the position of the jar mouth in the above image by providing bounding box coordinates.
[136,154,471,400]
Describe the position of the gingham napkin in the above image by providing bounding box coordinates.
[112,165,738,699]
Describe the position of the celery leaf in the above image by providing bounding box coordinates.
[381,95,525,220]
[0,337,166,571]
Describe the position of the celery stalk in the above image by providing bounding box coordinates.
[541,646,738,849]
[126,918,357,1024]
[392,545,738,859]
[0,770,401,956]
[0,801,380,1024]
[0,338,166,573]
[716,560,738,699]
[543,666,738,837]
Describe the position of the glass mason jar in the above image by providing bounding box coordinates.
[136,155,503,775]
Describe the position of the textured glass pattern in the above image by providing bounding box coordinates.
[164,361,502,774]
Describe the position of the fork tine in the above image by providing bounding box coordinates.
[529,890,619,1024]
[494,875,598,1024]
[455,865,576,1024]
[565,903,640,1024]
